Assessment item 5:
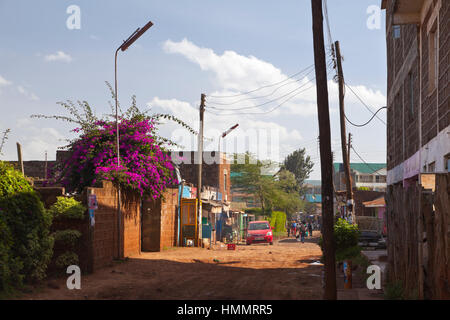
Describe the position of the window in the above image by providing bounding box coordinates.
[223,171,227,194]
[409,72,414,118]
[376,175,387,183]
[428,24,438,93]
[393,25,401,39]
[428,162,435,173]
[445,154,450,172]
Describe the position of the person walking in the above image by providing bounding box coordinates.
[308,222,313,237]
[300,223,307,243]
[287,223,291,237]
[292,221,297,238]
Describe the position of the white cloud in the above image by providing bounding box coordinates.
[0,75,12,87]
[17,85,39,101]
[148,96,303,163]
[44,51,72,63]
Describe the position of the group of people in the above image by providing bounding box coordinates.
[287,221,315,243]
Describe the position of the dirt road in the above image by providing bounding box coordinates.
[19,233,324,300]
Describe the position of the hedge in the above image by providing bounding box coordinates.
[270,211,286,233]
[48,196,86,220]
[0,161,54,293]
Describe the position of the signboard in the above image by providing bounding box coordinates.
[88,194,97,226]
[88,194,98,210]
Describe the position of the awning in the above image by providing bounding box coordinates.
[363,196,386,208]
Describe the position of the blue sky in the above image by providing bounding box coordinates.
[0,0,387,180]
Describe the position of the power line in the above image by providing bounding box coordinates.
[206,82,316,116]
[207,77,316,111]
[345,106,387,127]
[206,67,333,115]
[207,67,316,106]
[345,83,386,125]
[350,144,385,175]
[207,64,314,99]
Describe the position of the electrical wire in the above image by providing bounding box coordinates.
[206,67,333,115]
[345,106,387,127]
[207,67,316,106]
[350,144,385,175]
[345,83,386,125]
[206,82,316,116]
[207,64,314,99]
[207,77,316,111]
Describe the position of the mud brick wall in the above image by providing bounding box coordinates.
[142,188,178,252]
[122,191,141,257]
[160,188,179,250]
[86,182,117,271]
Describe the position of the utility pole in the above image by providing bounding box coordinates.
[197,94,206,247]
[311,0,337,300]
[44,151,48,180]
[16,142,24,176]
[335,41,354,222]
[347,132,355,221]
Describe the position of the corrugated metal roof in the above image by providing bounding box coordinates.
[333,162,386,174]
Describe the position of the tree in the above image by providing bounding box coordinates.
[231,152,275,214]
[281,148,314,194]
[231,153,304,216]
[31,83,196,198]
[0,128,10,156]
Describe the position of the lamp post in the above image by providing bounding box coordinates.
[216,123,238,245]
[218,123,239,161]
[114,20,153,259]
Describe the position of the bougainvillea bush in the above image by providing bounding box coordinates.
[58,118,178,198]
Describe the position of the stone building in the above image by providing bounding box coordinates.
[382,0,450,299]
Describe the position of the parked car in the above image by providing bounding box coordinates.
[246,221,273,245]
[358,230,386,249]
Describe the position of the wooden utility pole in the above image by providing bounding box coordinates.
[16,142,24,176]
[197,93,206,247]
[44,151,48,180]
[347,132,354,222]
[335,41,354,220]
[311,0,337,300]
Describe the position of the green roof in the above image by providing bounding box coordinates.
[333,163,386,174]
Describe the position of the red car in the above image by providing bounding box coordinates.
[246,221,274,245]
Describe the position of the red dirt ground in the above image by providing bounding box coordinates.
[18,232,324,300]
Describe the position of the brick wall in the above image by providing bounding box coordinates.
[141,188,179,252]
[87,181,118,271]
[385,1,448,170]
[438,0,449,132]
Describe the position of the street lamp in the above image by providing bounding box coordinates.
[218,123,239,161]
[114,20,153,259]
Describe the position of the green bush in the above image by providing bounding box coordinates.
[48,196,86,220]
[0,216,24,294]
[0,161,33,197]
[319,218,361,262]
[55,251,79,269]
[334,218,360,251]
[52,229,82,248]
[0,191,54,283]
[270,211,286,232]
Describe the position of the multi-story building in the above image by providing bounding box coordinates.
[333,163,387,192]
[382,0,449,299]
